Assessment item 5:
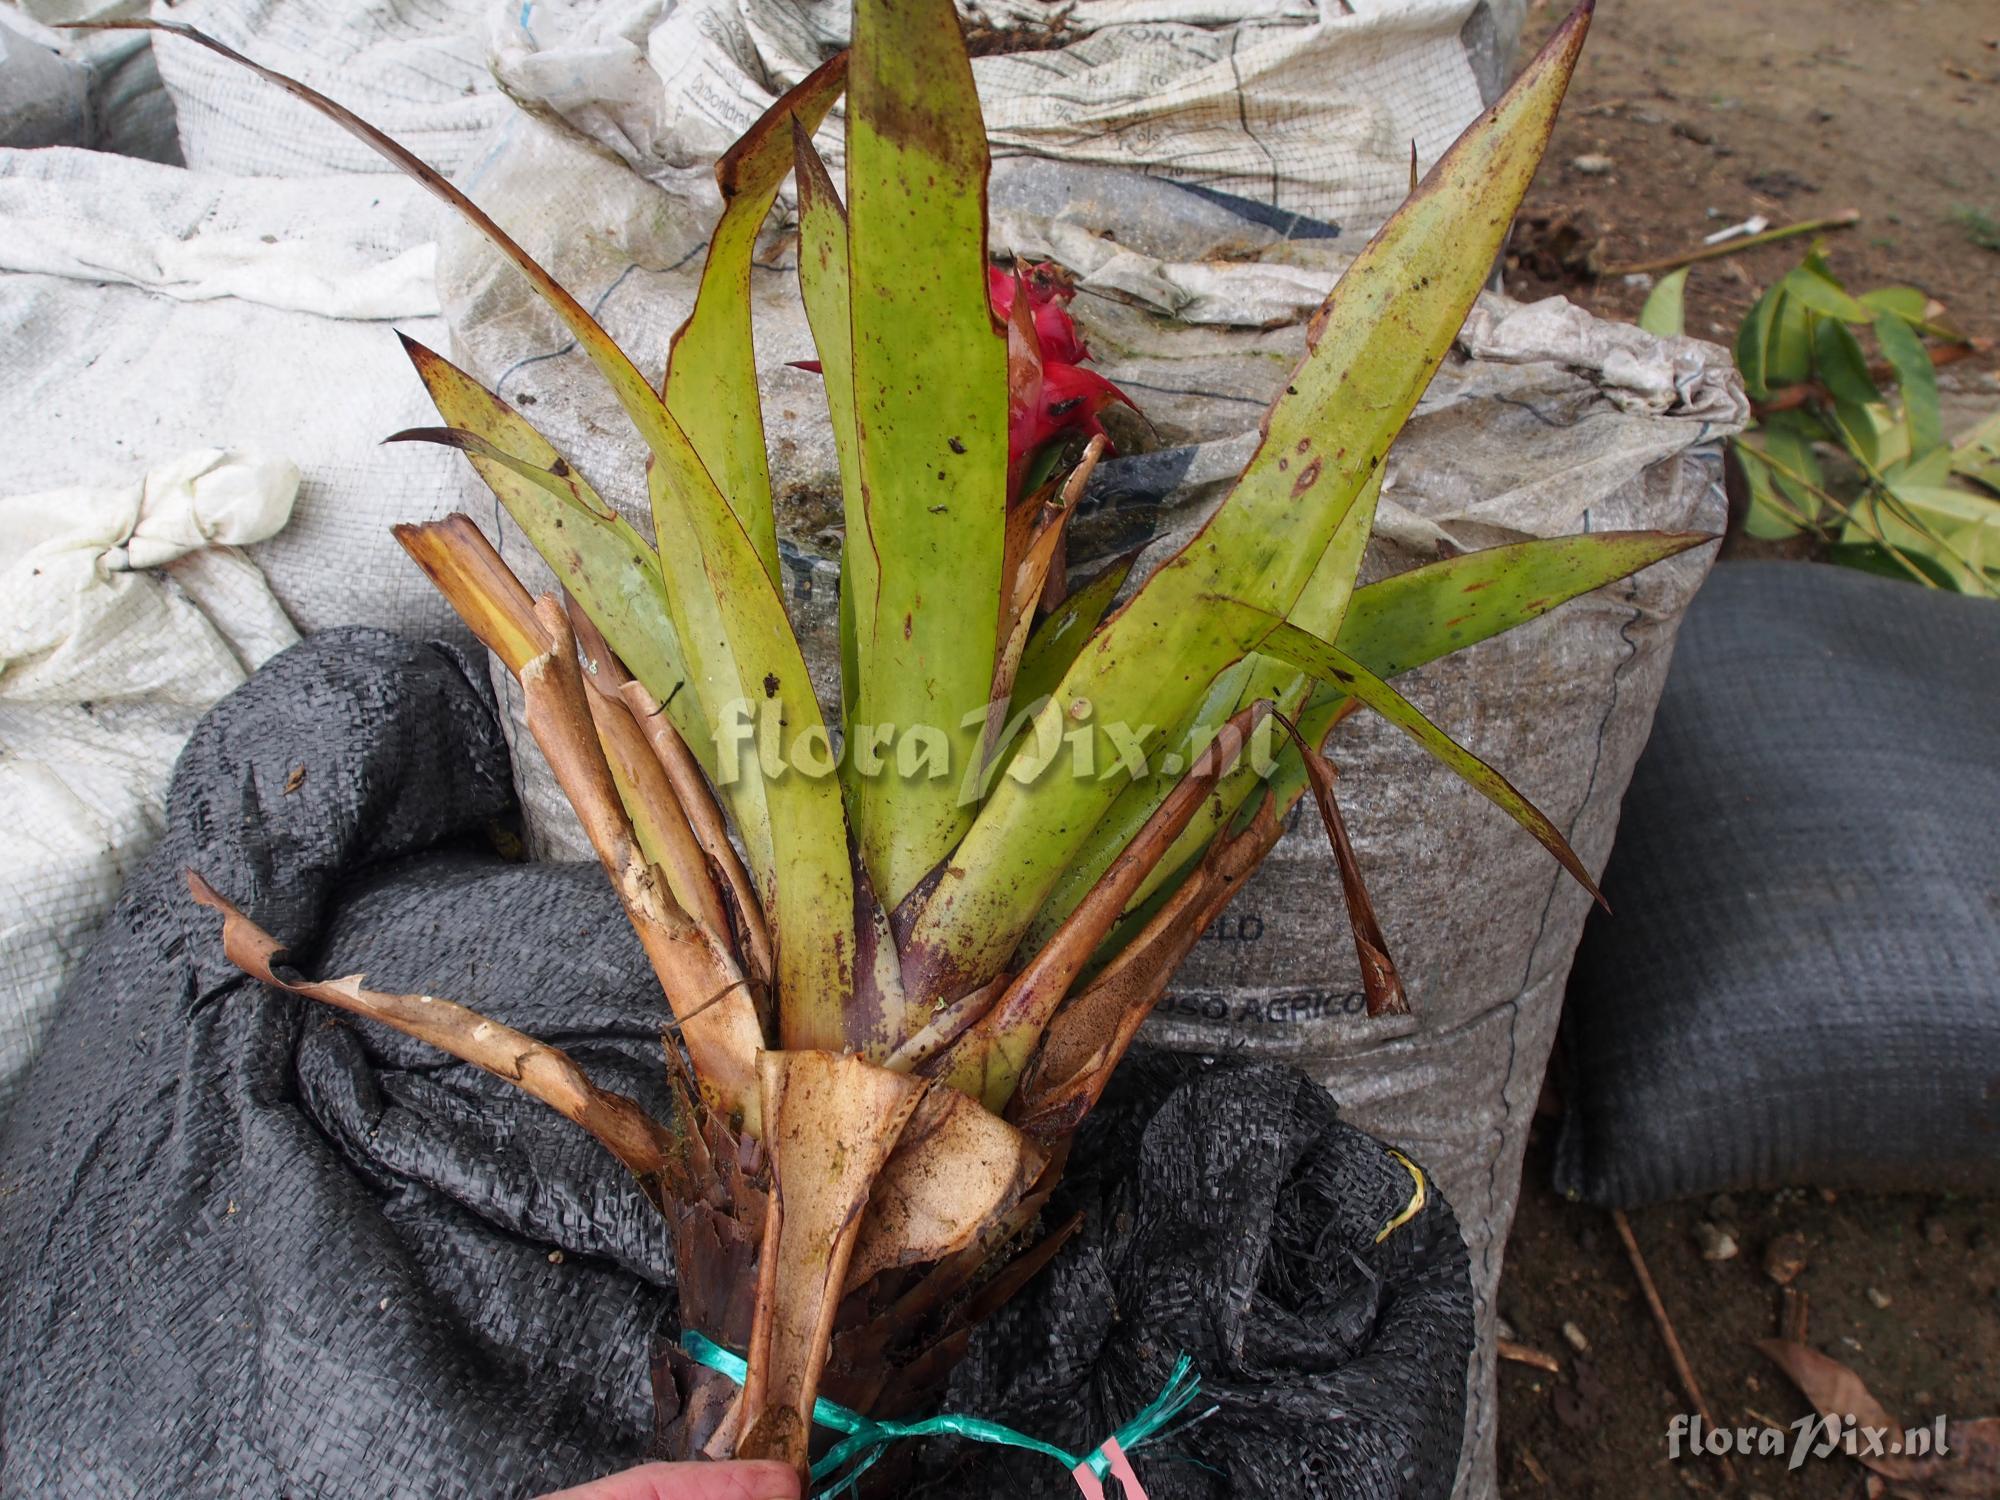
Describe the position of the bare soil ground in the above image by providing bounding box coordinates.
[1500,1122,1999,1498]
[1503,0,2000,372]
[1496,3,2000,1495]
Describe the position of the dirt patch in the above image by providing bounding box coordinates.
[1500,1119,2000,1498]
[1503,0,2000,373]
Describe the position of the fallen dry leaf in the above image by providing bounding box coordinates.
[1758,1339,2000,1497]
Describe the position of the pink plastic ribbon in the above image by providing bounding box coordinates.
[1070,1437,1148,1498]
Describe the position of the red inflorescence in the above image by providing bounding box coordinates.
[794,260,1136,501]
[992,261,1134,499]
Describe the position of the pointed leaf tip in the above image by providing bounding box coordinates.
[1257,616,1610,912]
[1270,709,1408,1018]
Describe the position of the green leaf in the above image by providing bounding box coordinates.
[900,1,1596,1002]
[1812,318,1880,409]
[1885,444,1954,491]
[1873,475,1999,595]
[394,338,713,771]
[639,454,857,1052]
[1766,292,1815,390]
[1826,541,1959,590]
[1013,653,1260,959]
[1638,267,1689,338]
[842,0,1010,910]
[1760,417,1826,526]
[1827,398,1886,470]
[1782,258,1871,324]
[1950,409,2000,495]
[1734,430,1821,538]
[1097,525,1714,949]
[1739,461,1804,538]
[1010,550,1138,718]
[791,124,865,741]
[1736,286,1781,400]
[1874,312,1943,455]
[1334,528,1714,675]
[1859,286,1929,324]
[1098,470,1386,927]
[662,54,848,588]
[1254,618,1605,906]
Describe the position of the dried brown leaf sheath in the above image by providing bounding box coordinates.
[736,1052,924,1473]
[186,873,671,1186]
[524,598,767,1132]
[846,1085,1046,1291]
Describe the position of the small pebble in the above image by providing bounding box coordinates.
[1695,1222,1739,1262]
[1924,1216,1953,1248]
[1867,1286,1892,1309]
[548,1249,565,1265]
[1764,1231,1809,1286]
[1570,153,1614,176]
[1562,1321,1590,1354]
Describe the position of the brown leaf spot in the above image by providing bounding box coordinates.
[1290,457,1323,497]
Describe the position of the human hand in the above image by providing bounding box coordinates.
[540,1459,801,1500]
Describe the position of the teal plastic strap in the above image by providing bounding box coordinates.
[679,1330,1212,1498]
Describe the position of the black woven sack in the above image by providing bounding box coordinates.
[1556,561,2000,1206]
[0,629,1471,1497]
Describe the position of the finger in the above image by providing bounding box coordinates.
[540,1458,800,1500]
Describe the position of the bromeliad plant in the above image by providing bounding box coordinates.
[114,0,1704,1487]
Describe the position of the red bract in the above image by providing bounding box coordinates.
[988,263,1090,365]
[804,263,1131,498]
[995,262,1134,499]
[1017,362,1133,473]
